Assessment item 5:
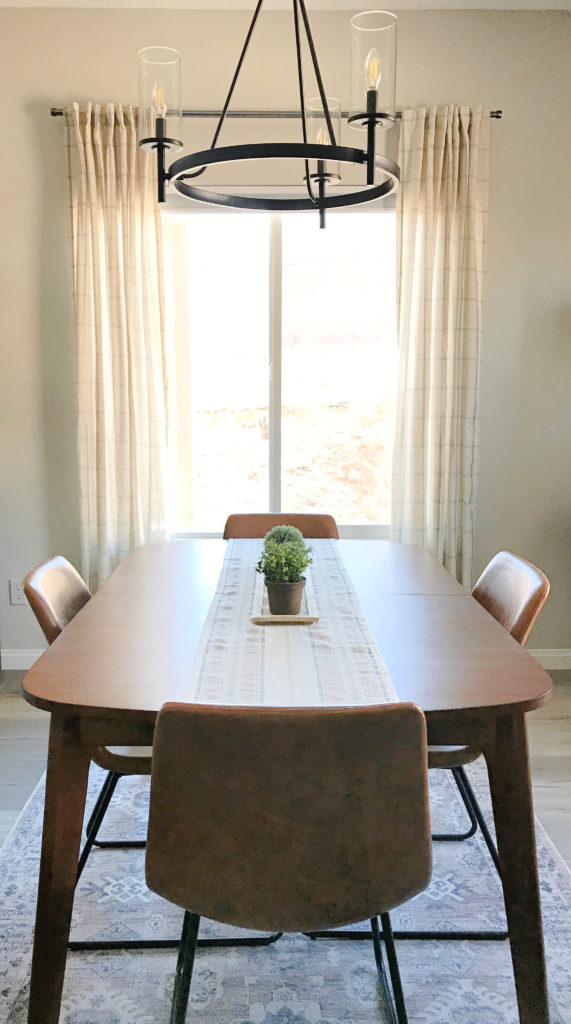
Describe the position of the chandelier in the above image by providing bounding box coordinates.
[138,5,400,228]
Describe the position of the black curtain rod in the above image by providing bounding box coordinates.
[50,106,503,120]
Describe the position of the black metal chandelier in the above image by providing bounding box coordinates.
[138,4,400,228]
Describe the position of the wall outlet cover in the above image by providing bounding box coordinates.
[9,579,27,606]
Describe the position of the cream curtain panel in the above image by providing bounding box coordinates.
[66,102,171,591]
[391,106,490,586]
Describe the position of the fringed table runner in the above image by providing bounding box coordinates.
[186,539,397,707]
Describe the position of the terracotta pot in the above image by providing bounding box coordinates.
[265,577,306,616]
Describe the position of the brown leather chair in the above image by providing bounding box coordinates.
[472,550,550,646]
[427,551,550,934]
[146,702,431,1024]
[24,556,152,879]
[223,512,339,539]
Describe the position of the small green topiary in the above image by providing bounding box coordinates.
[263,524,306,548]
[256,538,312,583]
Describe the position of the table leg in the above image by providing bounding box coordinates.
[483,713,550,1024]
[28,714,91,1024]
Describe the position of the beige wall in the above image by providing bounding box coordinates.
[1,8,570,652]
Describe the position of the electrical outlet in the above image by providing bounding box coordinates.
[9,579,27,606]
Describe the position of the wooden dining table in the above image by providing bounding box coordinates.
[23,539,553,1024]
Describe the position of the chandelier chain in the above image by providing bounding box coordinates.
[210,0,265,153]
[292,0,317,206]
[297,0,337,147]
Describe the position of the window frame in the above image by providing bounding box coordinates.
[163,195,395,541]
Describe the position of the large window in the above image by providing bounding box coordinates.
[163,207,397,535]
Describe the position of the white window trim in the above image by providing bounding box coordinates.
[269,214,282,513]
[174,525,391,540]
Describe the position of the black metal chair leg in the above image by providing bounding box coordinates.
[69,931,283,952]
[304,926,507,942]
[92,838,147,849]
[370,917,398,1024]
[84,770,120,838]
[88,770,147,851]
[454,765,501,876]
[170,912,200,1024]
[76,771,121,882]
[432,767,478,842]
[380,913,408,1024]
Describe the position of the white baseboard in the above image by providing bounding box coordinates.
[3,647,571,673]
[1,649,46,671]
[529,649,571,670]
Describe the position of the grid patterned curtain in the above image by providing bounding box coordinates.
[391,106,490,586]
[66,102,171,591]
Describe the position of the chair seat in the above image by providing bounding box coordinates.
[428,745,481,769]
[94,746,152,775]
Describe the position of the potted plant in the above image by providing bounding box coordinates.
[256,532,313,616]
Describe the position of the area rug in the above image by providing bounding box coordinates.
[1,760,569,1024]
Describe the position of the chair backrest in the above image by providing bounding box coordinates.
[223,513,339,539]
[472,551,550,647]
[24,556,91,645]
[146,702,431,933]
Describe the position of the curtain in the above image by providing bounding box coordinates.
[391,106,490,586]
[66,102,171,591]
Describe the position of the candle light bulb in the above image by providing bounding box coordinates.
[364,47,381,91]
[152,79,168,118]
[316,123,328,146]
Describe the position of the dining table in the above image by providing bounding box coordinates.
[22,538,553,1024]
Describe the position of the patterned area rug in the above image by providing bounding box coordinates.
[1,760,569,1024]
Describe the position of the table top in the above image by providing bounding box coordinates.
[23,540,552,721]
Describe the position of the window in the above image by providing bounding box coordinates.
[163,206,397,535]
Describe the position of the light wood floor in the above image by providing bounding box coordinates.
[527,669,571,866]
[1,669,570,868]
[0,671,50,846]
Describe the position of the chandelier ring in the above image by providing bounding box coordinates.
[167,142,400,211]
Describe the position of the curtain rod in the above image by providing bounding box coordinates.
[50,107,503,120]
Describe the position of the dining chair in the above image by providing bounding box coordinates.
[24,556,283,957]
[223,512,339,539]
[146,701,431,1024]
[23,556,152,880]
[430,551,550,843]
[420,550,550,940]
[308,550,551,951]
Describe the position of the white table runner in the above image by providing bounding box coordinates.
[186,538,397,707]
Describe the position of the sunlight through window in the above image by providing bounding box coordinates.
[164,208,396,533]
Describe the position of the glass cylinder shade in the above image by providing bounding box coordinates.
[349,11,397,129]
[304,96,342,185]
[138,46,183,147]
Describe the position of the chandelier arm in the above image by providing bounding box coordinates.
[209,0,265,153]
[297,0,337,147]
[318,173,326,229]
[292,0,318,207]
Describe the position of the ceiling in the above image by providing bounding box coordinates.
[0,0,569,9]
